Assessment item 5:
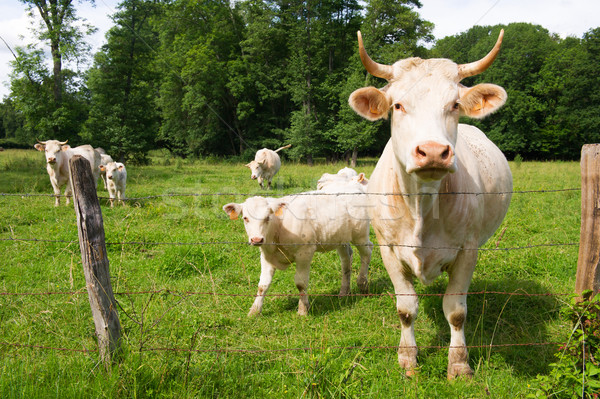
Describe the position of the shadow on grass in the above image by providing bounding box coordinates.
[418,278,564,377]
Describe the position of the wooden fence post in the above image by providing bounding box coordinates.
[69,155,121,368]
[576,144,600,297]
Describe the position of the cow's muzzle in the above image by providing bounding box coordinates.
[47,158,56,164]
[408,141,455,178]
[250,237,264,246]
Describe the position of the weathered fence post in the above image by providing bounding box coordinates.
[576,144,600,297]
[69,155,121,368]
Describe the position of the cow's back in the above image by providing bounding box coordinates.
[256,149,281,175]
[71,145,102,181]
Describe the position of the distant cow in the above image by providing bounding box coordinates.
[34,140,101,206]
[98,153,114,189]
[316,167,368,191]
[349,30,512,379]
[246,144,291,189]
[223,189,372,316]
[99,161,127,207]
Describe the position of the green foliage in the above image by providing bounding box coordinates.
[529,291,600,398]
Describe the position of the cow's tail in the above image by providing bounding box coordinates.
[274,144,292,153]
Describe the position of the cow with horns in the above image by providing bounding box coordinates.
[348,30,512,379]
[34,140,102,206]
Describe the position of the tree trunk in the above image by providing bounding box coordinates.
[351,147,358,168]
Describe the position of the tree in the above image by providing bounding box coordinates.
[83,0,162,163]
[10,0,95,141]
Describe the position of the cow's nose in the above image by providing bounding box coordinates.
[251,175,257,180]
[108,175,113,179]
[413,142,453,170]
[250,237,264,245]
[47,158,56,164]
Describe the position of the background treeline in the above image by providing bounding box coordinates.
[0,0,598,164]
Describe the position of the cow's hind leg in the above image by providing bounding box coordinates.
[337,245,353,296]
[380,245,418,376]
[444,249,477,380]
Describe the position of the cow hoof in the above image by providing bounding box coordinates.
[398,354,418,377]
[447,363,474,380]
[357,280,369,294]
[338,288,350,296]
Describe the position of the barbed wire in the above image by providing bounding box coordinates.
[0,187,582,200]
[0,237,579,252]
[0,340,566,355]
[0,289,575,297]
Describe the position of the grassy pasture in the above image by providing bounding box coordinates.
[0,149,582,398]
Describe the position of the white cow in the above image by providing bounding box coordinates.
[223,189,373,316]
[348,30,512,379]
[98,153,114,189]
[34,140,102,206]
[317,167,368,191]
[246,144,291,189]
[99,161,127,207]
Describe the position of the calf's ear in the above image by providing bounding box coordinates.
[270,202,287,217]
[61,145,70,151]
[99,165,105,172]
[459,83,507,119]
[34,143,45,151]
[349,86,391,121]
[117,163,124,171]
[223,203,242,220]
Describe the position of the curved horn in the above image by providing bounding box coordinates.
[36,139,46,144]
[357,31,394,81]
[458,29,504,80]
[59,140,68,145]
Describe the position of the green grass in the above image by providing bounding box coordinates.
[0,149,582,398]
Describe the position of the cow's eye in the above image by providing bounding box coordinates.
[243,217,249,223]
[453,101,460,110]
[264,216,270,222]
[394,103,405,112]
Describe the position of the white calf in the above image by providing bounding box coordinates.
[223,190,372,316]
[246,144,291,189]
[99,162,127,207]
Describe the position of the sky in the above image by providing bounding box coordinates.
[0,0,599,99]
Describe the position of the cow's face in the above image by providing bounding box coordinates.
[100,162,124,180]
[349,31,507,182]
[245,160,263,180]
[34,140,69,166]
[223,197,285,246]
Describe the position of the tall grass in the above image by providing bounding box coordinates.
[0,149,581,398]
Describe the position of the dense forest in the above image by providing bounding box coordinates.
[1,0,599,164]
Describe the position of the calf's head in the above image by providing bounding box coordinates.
[34,140,69,166]
[349,30,507,181]
[100,162,125,180]
[223,197,286,246]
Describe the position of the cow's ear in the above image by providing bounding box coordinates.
[223,203,242,220]
[349,86,391,121]
[459,83,507,119]
[245,163,251,169]
[117,163,124,171]
[61,145,70,151]
[357,173,366,183]
[271,202,286,217]
[99,165,105,172]
[34,143,45,151]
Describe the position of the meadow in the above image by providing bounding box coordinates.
[0,149,582,398]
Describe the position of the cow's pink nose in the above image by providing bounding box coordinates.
[48,158,56,163]
[250,237,264,245]
[413,142,453,170]
[251,175,257,180]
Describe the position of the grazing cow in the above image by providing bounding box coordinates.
[246,144,291,189]
[99,162,127,207]
[98,153,114,189]
[34,140,102,206]
[348,30,512,379]
[223,189,373,316]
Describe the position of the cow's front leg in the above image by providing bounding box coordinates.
[257,176,264,189]
[355,240,373,293]
[380,245,418,376]
[248,253,275,316]
[294,250,314,315]
[64,181,73,206]
[50,179,61,207]
[337,245,353,296]
[444,249,477,380]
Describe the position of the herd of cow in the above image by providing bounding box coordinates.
[34,30,513,379]
[34,140,127,207]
